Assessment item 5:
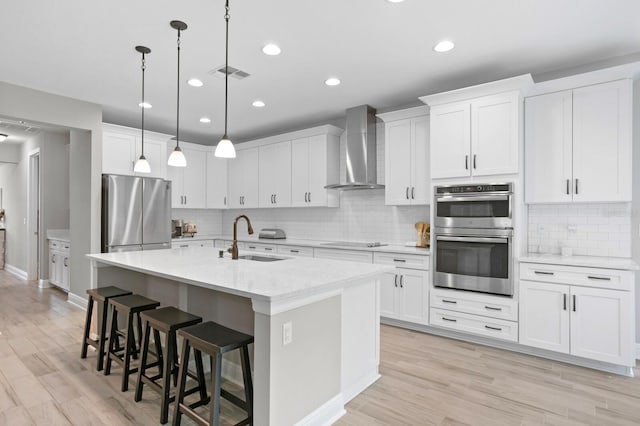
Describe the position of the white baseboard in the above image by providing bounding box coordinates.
[38,279,51,288]
[5,264,27,280]
[294,394,345,426]
[67,292,87,311]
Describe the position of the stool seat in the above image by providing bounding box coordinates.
[141,307,202,333]
[110,294,160,312]
[178,322,254,355]
[87,286,132,302]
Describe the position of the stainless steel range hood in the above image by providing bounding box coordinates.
[325,105,384,190]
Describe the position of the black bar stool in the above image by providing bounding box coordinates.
[104,294,160,392]
[172,321,254,426]
[134,307,209,424]
[81,286,132,371]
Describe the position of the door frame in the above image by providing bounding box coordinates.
[26,148,42,282]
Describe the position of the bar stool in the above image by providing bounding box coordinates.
[104,294,160,392]
[173,321,254,426]
[81,286,132,371]
[134,307,209,424]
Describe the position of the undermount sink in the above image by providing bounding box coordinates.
[237,254,286,262]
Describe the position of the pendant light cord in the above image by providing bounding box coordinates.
[176,29,181,149]
[224,0,230,137]
[141,52,146,157]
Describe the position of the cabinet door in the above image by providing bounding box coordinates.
[471,93,519,176]
[227,150,245,209]
[291,137,310,207]
[61,256,70,291]
[166,165,184,208]
[519,281,570,353]
[410,116,430,205]
[182,148,207,208]
[136,137,167,179]
[524,91,573,203]
[572,80,632,202]
[241,148,260,208]
[570,286,632,365]
[384,119,412,205]
[380,271,398,319]
[430,102,471,179]
[259,141,291,208]
[398,269,428,324]
[49,253,57,284]
[307,135,333,207]
[103,132,136,175]
[206,152,228,209]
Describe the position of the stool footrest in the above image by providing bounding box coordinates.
[221,388,248,411]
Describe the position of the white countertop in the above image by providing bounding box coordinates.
[87,248,392,302]
[172,234,430,256]
[519,253,639,271]
[47,229,70,242]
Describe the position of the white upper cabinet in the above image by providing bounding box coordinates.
[259,141,292,208]
[102,124,169,179]
[169,143,207,209]
[228,147,259,209]
[525,79,632,203]
[380,108,430,205]
[290,133,340,207]
[206,152,228,209]
[430,103,471,179]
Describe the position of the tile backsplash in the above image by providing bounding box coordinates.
[172,209,223,236]
[528,203,631,257]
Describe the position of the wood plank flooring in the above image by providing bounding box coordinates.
[1,270,639,425]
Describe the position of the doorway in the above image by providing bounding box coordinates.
[27,150,40,281]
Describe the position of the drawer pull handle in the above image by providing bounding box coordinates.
[394,274,398,288]
[485,325,502,331]
[180,245,188,248]
[248,246,256,249]
[442,299,457,304]
[442,317,457,323]
[265,247,273,251]
[587,276,611,281]
[484,306,502,311]
[534,271,554,275]
[393,258,406,263]
[290,250,299,253]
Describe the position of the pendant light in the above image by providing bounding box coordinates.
[168,20,188,167]
[134,45,152,174]
[214,0,236,158]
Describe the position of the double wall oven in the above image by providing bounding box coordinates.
[433,183,514,297]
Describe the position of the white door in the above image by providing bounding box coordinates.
[471,92,519,176]
[206,152,228,209]
[259,141,291,208]
[306,135,329,207]
[182,148,207,208]
[291,137,310,207]
[380,271,398,319]
[384,119,412,205]
[103,132,136,175]
[570,286,632,365]
[398,269,428,324]
[572,80,632,202]
[166,164,184,208]
[136,137,167,179]
[410,116,430,205]
[519,281,570,353]
[241,148,260,208]
[430,102,471,179]
[524,91,573,203]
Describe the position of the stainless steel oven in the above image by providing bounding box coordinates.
[433,183,514,297]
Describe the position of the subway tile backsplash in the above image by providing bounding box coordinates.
[528,203,631,257]
[172,209,224,236]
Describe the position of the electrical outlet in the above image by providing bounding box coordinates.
[282,321,292,346]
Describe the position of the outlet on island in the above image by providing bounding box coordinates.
[282,321,293,346]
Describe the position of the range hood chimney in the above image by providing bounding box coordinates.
[325,105,384,190]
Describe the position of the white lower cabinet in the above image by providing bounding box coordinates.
[519,262,634,367]
[430,308,519,342]
[172,240,214,249]
[48,239,70,291]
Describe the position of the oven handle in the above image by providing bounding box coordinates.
[436,195,510,203]
[436,236,509,244]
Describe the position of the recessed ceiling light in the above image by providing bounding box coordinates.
[262,44,281,56]
[0,134,7,142]
[138,102,152,109]
[387,0,405,3]
[187,78,204,87]
[199,117,211,123]
[325,77,341,86]
[433,40,455,53]
[252,100,265,108]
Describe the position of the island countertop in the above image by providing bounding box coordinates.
[87,247,392,303]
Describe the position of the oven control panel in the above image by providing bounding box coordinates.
[436,183,511,195]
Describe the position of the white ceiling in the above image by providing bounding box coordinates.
[2,0,640,145]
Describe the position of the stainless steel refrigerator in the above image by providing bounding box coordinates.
[102,174,172,253]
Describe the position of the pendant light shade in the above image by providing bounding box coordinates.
[168,20,188,167]
[135,45,151,174]
[215,0,236,158]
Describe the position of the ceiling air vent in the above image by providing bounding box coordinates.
[209,65,250,80]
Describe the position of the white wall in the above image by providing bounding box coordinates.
[0,163,18,267]
[0,144,20,164]
[171,208,223,236]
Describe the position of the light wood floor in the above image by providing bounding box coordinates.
[1,270,639,425]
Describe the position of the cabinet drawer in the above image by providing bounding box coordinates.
[245,242,277,253]
[373,252,429,270]
[277,245,314,257]
[520,262,631,291]
[430,308,518,342]
[313,248,373,264]
[431,288,518,321]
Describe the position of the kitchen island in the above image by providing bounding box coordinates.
[87,247,391,425]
